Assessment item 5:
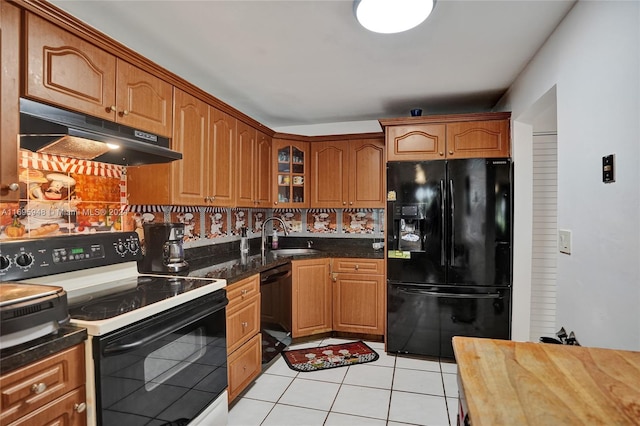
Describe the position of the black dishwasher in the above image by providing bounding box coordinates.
[260,263,293,364]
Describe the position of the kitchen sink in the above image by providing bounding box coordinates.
[270,248,322,256]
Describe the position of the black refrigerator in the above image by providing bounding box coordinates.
[386,159,512,359]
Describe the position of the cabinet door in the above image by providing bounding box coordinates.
[332,272,385,335]
[310,141,349,208]
[386,124,446,161]
[170,89,209,205]
[226,293,260,354]
[348,138,385,208]
[0,1,20,201]
[446,119,510,158]
[25,13,116,121]
[272,140,309,208]
[292,258,331,337]
[255,131,272,207]
[208,107,235,206]
[227,333,262,403]
[115,59,173,137]
[235,121,256,207]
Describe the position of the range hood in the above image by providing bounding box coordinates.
[19,98,182,166]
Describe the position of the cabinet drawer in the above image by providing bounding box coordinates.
[8,386,87,426]
[227,275,260,311]
[227,333,262,402]
[332,258,383,274]
[0,344,85,425]
[226,293,260,354]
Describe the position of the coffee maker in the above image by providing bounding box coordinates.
[138,223,189,274]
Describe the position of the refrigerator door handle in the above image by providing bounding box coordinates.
[450,179,455,266]
[397,288,503,299]
[440,179,446,266]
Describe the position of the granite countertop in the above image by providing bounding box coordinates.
[0,324,87,375]
[187,237,384,284]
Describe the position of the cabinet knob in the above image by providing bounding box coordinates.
[349,202,353,206]
[274,201,278,205]
[241,321,248,328]
[355,264,359,271]
[108,105,117,112]
[74,402,87,413]
[2,183,19,192]
[119,109,130,117]
[439,152,444,156]
[31,382,47,394]
[342,201,346,205]
[449,151,454,155]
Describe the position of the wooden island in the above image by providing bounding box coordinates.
[453,336,640,425]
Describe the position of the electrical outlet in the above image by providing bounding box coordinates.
[558,229,572,254]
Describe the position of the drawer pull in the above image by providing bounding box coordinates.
[355,264,359,271]
[31,382,47,394]
[241,321,248,328]
[74,402,87,413]
[241,289,248,296]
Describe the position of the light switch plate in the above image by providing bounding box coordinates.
[558,229,572,254]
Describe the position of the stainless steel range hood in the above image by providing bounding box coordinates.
[19,98,182,166]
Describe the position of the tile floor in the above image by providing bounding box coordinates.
[228,337,459,426]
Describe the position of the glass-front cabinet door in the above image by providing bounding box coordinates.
[272,140,308,208]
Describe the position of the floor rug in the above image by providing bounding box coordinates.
[282,341,379,372]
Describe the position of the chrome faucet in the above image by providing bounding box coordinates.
[261,216,288,256]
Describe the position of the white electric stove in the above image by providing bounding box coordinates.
[0,232,228,426]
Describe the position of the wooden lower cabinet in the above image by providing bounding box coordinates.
[0,344,86,426]
[292,258,384,338]
[227,333,262,403]
[226,274,261,403]
[332,259,385,335]
[291,258,332,338]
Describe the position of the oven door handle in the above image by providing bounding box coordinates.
[397,288,502,299]
[102,300,227,356]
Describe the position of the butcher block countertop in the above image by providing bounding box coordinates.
[452,336,640,425]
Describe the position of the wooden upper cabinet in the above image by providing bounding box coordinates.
[25,12,172,137]
[255,131,272,207]
[209,106,236,206]
[115,60,173,137]
[236,121,257,207]
[381,113,511,160]
[446,119,510,158]
[1,1,20,201]
[169,89,209,205]
[310,137,384,208]
[348,138,385,207]
[310,141,349,208]
[272,139,309,208]
[386,124,446,161]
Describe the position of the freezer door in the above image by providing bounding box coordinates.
[386,161,446,284]
[447,159,512,286]
[386,283,511,359]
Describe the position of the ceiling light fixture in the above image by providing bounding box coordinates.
[354,0,435,34]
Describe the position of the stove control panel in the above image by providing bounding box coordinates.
[0,232,142,281]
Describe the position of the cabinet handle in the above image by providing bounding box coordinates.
[241,321,248,328]
[1,183,19,192]
[74,402,87,413]
[349,202,353,206]
[31,382,47,394]
[108,105,117,112]
[331,273,337,282]
[274,201,278,205]
[449,150,454,155]
[355,264,359,271]
[241,289,248,297]
[439,152,444,156]
[119,109,130,117]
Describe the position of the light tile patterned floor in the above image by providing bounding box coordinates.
[228,338,458,426]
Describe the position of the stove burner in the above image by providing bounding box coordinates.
[68,275,218,321]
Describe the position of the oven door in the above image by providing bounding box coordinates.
[93,289,227,426]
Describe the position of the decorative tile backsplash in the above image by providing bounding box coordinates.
[0,150,384,245]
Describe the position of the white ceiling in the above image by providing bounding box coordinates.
[49,0,575,131]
